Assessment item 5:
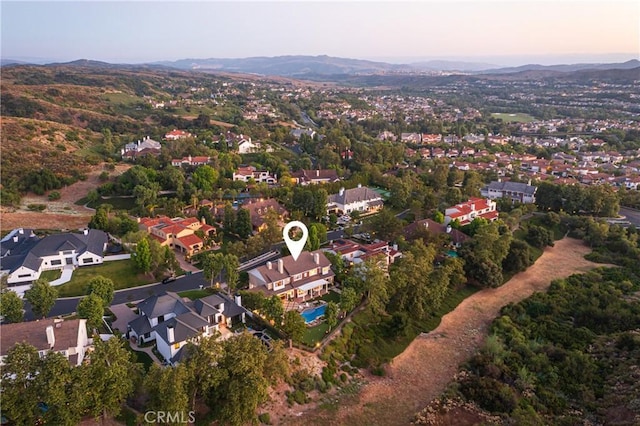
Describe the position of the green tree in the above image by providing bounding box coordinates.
[87,276,114,306]
[203,252,225,288]
[164,246,180,275]
[24,278,58,318]
[183,336,226,411]
[77,294,104,330]
[85,337,139,421]
[0,290,24,323]
[223,254,240,296]
[133,237,152,275]
[223,202,235,235]
[235,208,252,238]
[144,364,190,423]
[209,333,269,426]
[358,256,390,315]
[325,301,339,330]
[263,295,284,325]
[306,223,321,251]
[88,206,109,230]
[192,165,219,193]
[36,351,87,425]
[339,286,359,315]
[503,239,533,274]
[283,310,307,343]
[0,343,41,424]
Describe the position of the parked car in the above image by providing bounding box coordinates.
[162,276,177,284]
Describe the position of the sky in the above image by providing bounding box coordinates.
[1,0,638,66]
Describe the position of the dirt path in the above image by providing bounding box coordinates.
[296,238,605,426]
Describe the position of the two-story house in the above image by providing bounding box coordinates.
[232,166,277,184]
[323,239,401,270]
[242,199,289,233]
[444,198,498,226]
[291,169,340,185]
[481,180,537,204]
[326,185,383,216]
[248,250,335,302]
[127,291,246,365]
[138,216,215,256]
[0,228,108,285]
[0,318,91,366]
[170,155,211,167]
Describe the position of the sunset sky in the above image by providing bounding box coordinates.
[2,1,638,65]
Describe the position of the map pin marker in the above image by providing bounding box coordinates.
[283,221,308,261]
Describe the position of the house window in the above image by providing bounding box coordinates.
[62,250,73,255]
[173,343,180,349]
[83,258,93,264]
[18,274,31,278]
[143,332,150,339]
[51,259,62,266]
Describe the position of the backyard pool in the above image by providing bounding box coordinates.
[301,303,327,324]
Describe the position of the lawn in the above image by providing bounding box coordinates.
[178,288,218,300]
[320,290,341,304]
[40,269,62,282]
[491,112,536,123]
[55,260,155,297]
[102,92,141,105]
[302,322,330,347]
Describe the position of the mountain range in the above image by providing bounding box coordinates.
[2,55,638,77]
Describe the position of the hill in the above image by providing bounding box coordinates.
[482,59,640,74]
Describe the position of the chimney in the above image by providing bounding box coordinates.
[471,203,475,211]
[266,261,272,270]
[313,252,320,265]
[83,229,89,235]
[357,183,362,188]
[339,187,345,196]
[393,244,398,251]
[234,293,242,307]
[528,179,532,186]
[18,228,24,234]
[167,325,175,343]
[446,225,452,234]
[46,325,55,349]
[12,235,18,243]
[201,217,206,225]
[316,169,320,177]
[277,259,284,274]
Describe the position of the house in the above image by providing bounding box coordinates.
[127,291,247,364]
[444,198,498,226]
[481,180,537,204]
[241,199,289,232]
[0,228,108,285]
[403,219,470,248]
[171,155,211,167]
[290,128,317,139]
[164,129,193,140]
[326,185,383,215]
[247,250,335,302]
[400,133,421,143]
[323,239,401,269]
[121,136,162,159]
[290,169,340,185]
[376,131,397,141]
[0,318,91,366]
[232,166,277,184]
[138,216,215,256]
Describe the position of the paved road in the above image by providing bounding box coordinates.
[619,206,640,227]
[24,272,210,321]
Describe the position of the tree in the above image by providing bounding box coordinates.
[325,301,339,330]
[192,165,219,193]
[203,252,225,288]
[223,202,235,235]
[282,310,307,343]
[87,276,114,306]
[183,336,226,411]
[367,209,403,241]
[133,237,152,275]
[144,364,190,421]
[88,206,109,230]
[358,256,390,315]
[306,223,321,251]
[78,294,104,331]
[235,208,253,239]
[525,225,554,249]
[164,246,180,275]
[208,333,269,426]
[0,343,41,424]
[85,337,139,421]
[223,254,240,295]
[0,290,24,323]
[339,286,359,315]
[263,295,284,325]
[503,239,533,274]
[24,278,58,318]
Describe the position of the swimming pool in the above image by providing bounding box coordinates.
[301,303,327,323]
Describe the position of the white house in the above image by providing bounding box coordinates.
[326,185,383,215]
[233,166,277,184]
[481,180,537,204]
[444,197,498,226]
[0,318,91,366]
[0,228,108,285]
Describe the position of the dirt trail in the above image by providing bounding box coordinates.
[296,238,605,426]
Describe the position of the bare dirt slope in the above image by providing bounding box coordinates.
[297,238,606,426]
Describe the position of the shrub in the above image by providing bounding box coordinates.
[48,191,61,201]
[27,203,46,211]
[258,413,271,424]
[340,373,348,383]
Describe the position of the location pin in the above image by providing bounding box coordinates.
[283,221,308,261]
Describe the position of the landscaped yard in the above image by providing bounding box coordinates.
[40,269,62,282]
[320,290,341,304]
[55,260,155,297]
[302,322,330,347]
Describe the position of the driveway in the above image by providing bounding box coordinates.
[50,265,74,286]
[110,303,138,333]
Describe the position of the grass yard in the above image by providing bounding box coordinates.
[102,92,141,105]
[56,260,155,297]
[320,290,341,304]
[40,269,62,282]
[491,112,536,123]
[302,322,330,347]
[178,288,218,300]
